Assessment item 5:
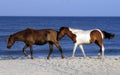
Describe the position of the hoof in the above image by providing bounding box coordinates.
[83,56,87,59]
[98,53,101,59]
[62,56,64,59]
[70,56,74,59]
[47,57,50,60]
[27,55,31,59]
[98,56,101,59]
[31,57,34,59]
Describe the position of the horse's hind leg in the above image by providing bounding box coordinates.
[54,42,64,59]
[29,45,34,59]
[95,40,104,59]
[47,42,53,59]
[101,44,104,59]
[71,43,78,58]
[97,49,101,58]
[23,44,29,57]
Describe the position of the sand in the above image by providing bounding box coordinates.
[0,56,120,75]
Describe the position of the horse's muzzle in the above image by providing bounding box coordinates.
[7,45,11,49]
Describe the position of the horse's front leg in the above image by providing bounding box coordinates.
[30,45,34,59]
[71,43,78,58]
[95,41,105,60]
[22,44,29,57]
[55,42,64,59]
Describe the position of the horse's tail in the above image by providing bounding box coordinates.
[102,30,115,39]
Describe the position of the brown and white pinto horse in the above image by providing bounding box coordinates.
[7,28,64,59]
[58,27,115,59]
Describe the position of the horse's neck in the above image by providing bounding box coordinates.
[69,28,83,34]
[66,30,76,43]
[13,33,24,41]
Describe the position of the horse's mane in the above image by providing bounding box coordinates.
[7,28,35,41]
[59,27,68,31]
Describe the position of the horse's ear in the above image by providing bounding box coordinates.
[59,27,68,31]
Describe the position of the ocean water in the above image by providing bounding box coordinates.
[0,16,120,59]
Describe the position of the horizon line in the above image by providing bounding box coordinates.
[0,15,120,17]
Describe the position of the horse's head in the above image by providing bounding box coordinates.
[58,27,69,40]
[7,35,15,49]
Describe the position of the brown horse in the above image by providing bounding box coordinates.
[7,28,64,59]
[58,27,115,59]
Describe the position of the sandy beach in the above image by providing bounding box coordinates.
[0,56,120,75]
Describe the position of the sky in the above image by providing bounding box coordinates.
[0,0,120,16]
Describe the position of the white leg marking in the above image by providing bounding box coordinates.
[98,49,101,58]
[98,52,101,58]
[102,44,105,59]
[79,45,86,58]
[98,52,101,56]
[72,43,78,58]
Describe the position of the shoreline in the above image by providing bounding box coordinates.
[0,56,120,75]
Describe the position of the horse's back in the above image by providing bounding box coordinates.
[23,29,57,40]
[14,28,35,39]
[32,29,57,42]
[76,30,92,44]
[76,29,103,44]
[69,28,96,44]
